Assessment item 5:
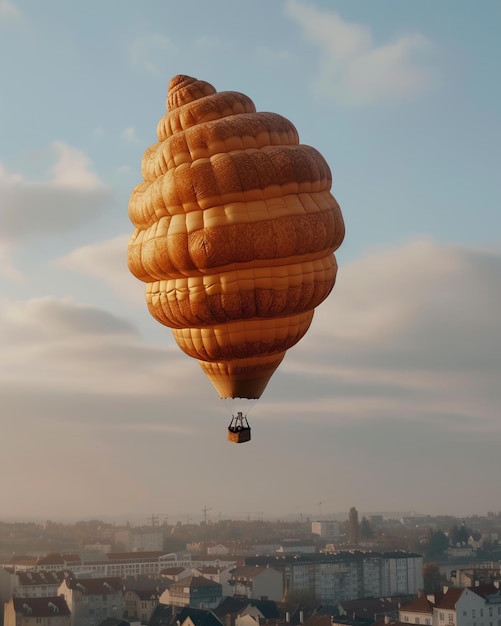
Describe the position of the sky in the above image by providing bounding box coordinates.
[1,0,500,524]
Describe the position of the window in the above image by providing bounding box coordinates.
[490,609,493,617]
[440,614,444,622]
[425,620,431,625]
[405,618,409,623]
[449,614,454,623]
[481,610,484,618]
[473,611,477,618]
[416,619,420,624]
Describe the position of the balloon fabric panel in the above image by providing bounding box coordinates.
[128,75,344,399]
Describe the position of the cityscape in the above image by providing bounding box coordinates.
[1,509,501,626]
[2,1,500,626]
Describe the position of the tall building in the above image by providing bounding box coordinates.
[244,551,423,603]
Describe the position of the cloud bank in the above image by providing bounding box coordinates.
[285,0,434,105]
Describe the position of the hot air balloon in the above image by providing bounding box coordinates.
[128,75,344,443]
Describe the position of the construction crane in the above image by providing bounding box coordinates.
[145,514,169,527]
[202,506,212,524]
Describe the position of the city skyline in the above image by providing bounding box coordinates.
[1,1,500,520]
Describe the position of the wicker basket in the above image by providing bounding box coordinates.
[228,427,251,444]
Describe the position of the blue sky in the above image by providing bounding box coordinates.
[0,0,500,522]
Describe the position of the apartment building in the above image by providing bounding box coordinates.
[245,550,423,603]
[4,596,71,626]
[58,575,125,626]
[159,575,222,609]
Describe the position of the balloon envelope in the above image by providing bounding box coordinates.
[128,75,344,399]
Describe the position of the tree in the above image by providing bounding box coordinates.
[424,530,449,560]
[360,516,374,540]
[423,562,444,593]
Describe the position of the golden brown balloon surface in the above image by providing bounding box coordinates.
[128,75,345,399]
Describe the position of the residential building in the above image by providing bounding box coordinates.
[15,570,66,598]
[173,607,224,626]
[277,541,317,555]
[4,596,71,626]
[399,595,435,625]
[124,589,159,624]
[58,575,125,626]
[192,565,235,597]
[228,566,283,602]
[245,551,423,603]
[339,596,413,622]
[213,596,281,626]
[1,551,193,578]
[159,575,222,609]
[433,584,501,626]
[114,530,164,553]
[399,584,501,626]
[312,521,341,541]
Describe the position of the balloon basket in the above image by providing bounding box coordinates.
[227,412,251,444]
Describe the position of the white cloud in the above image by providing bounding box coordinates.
[0,240,25,282]
[282,238,501,427]
[0,142,113,240]
[0,0,22,24]
[1,239,500,518]
[131,34,178,75]
[53,234,142,304]
[50,237,501,433]
[122,126,141,144]
[0,295,195,398]
[285,0,434,105]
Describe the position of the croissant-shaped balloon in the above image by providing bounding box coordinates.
[128,75,345,400]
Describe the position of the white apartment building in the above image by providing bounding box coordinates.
[312,521,341,540]
[248,550,423,603]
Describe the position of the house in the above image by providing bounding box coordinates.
[432,584,501,626]
[340,597,413,622]
[58,575,125,626]
[228,566,283,602]
[192,565,235,596]
[160,567,193,582]
[15,570,67,597]
[159,575,222,609]
[4,596,71,626]
[399,595,435,625]
[123,588,159,624]
[174,606,224,626]
[213,596,281,626]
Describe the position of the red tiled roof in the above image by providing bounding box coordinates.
[65,576,123,595]
[170,575,221,589]
[435,588,464,610]
[17,570,66,586]
[230,565,266,579]
[470,584,500,599]
[400,596,434,614]
[12,597,70,617]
